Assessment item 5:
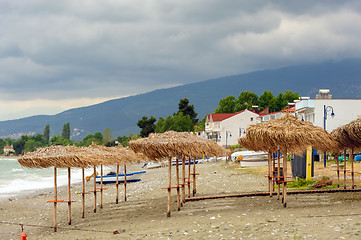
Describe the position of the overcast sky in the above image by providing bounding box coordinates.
[1,0,361,120]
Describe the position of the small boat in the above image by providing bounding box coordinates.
[230,151,268,162]
[355,155,361,162]
[96,171,146,184]
[171,160,199,165]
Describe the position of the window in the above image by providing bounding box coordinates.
[250,117,253,121]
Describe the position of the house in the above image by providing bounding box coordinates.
[205,110,259,147]
[3,145,14,155]
[295,89,361,132]
[258,106,296,122]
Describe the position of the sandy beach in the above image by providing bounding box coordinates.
[1,160,361,239]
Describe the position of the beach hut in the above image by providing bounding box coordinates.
[238,114,337,207]
[331,117,361,189]
[130,131,227,217]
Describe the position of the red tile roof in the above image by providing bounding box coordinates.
[207,110,261,122]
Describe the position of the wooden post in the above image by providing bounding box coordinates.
[124,164,127,202]
[176,158,181,210]
[272,153,276,193]
[116,164,119,204]
[67,167,72,225]
[93,166,97,213]
[167,155,172,217]
[100,165,103,209]
[277,150,281,200]
[344,150,347,189]
[192,156,197,196]
[268,151,272,197]
[82,168,85,218]
[336,153,340,188]
[182,156,186,204]
[53,166,57,232]
[351,148,355,189]
[188,157,191,198]
[282,149,288,208]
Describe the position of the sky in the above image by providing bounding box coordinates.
[1,0,361,121]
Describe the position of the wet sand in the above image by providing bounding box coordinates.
[1,160,361,239]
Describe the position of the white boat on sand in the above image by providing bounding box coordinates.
[95,171,146,184]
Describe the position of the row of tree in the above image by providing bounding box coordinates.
[214,90,299,113]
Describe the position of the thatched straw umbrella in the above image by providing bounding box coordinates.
[18,145,93,232]
[331,117,361,189]
[238,114,338,207]
[130,131,227,217]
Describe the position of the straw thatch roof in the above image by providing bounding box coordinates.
[331,117,361,151]
[18,144,146,169]
[238,114,338,154]
[129,131,228,160]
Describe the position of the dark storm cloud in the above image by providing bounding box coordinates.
[0,0,361,104]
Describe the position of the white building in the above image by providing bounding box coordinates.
[258,106,296,123]
[205,110,259,147]
[295,90,361,132]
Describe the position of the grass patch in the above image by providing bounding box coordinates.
[288,177,317,188]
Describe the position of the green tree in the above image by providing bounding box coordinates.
[177,98,198,124]
[137,116,157,137]
[155,112,194,133]
[81,132,103,146]
[214,96,236,113]
[235,91,259,111]
[258,91,276,111]
[13,138,26,155]
[103,128,113,144]
[62,122,70,139]
[43,124,50,144]
[24,139,42,153]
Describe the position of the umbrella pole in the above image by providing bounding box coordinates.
[124,164,127,202]
[268,151,272,197]
[167,155,172,217]
[344,150,347,189]
[272,153,276,193]
[53,166,57,232]
[351,148,355,189]
[336,153,340,188]
[277,150,281,200]
[82,168,85,218]
[93,166,97,213]
[188,157,191,198]
[176,158,181,210]
[100,165,103,209]
[282,150,288,208]
[67,167,72,225]
[182,156,186,204]
[193,156,196,196]
[116,164,119,204]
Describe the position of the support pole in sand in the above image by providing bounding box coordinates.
[82,168,85,218]
[268,151,272,197]
[116,164,119,204]
[192,156,197,196]
[351,148,355,189]
[93,166,97,213]
[277,150,281,200]
[282,149,288,208]
[176,157,181,210]
[335,153,340,188]
[344,150,347,189]
[182,156,186,204]
[272,153,276,193]
[188,157,191,198]
[67,167,72,225]
[167,154,172,217]
[100,165,103,209]
[124,164,127,202]
[53,166,57,232]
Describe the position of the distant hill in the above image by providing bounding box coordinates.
[1,59,361,140]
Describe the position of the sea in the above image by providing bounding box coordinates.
[0,157,94,199]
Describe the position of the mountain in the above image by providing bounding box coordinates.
[1,59,361,140]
